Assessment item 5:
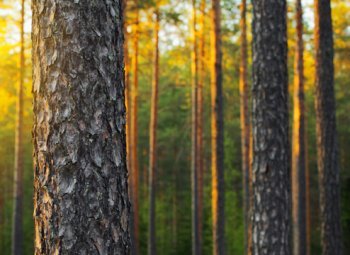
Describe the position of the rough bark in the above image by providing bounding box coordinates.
[148,6,160,255]
[251,1,290,254]
[32,1,131,254]
[191,1,199,254]
[12,1,25,254]
[292,1,308,255]
[130,1,140,253]
[314,1,342,254]
[239,1,252,254]
[197,0,206,253]
[210,0,224,254]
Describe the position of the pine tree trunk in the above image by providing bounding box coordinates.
[130,1,140,253]
[314,1,342,254]
[148,6,160,255]
[12,1,25,254]
[251,1,290,254]
[191,1,200,254]
[210,0,224,254]
[32,1,131,254]
[292,1,308,255]
[239,1,252,254]
[197,0,206,253]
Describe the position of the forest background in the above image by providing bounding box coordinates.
[0,0,349,254]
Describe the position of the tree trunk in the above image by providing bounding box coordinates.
[130,1,140,253]
[239,1,252,255]
[197,0,206,253]
[251,1,290,254]
[314,1,342,254]
[210,0,224,254]
[12,1,25,254]
[292,1,308,255]
[32,1,131,254]
[148,6,160,255]
[191,1,199,254]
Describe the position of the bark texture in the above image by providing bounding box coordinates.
[210,0,224,254]
[12,1,25,254]
[148,6,160,255]
[32,1,131,254]
[191,0,199,254]
[314,1,342,254]
[251,1,290,254]
[239,1,252,254]
[292,1,308,255]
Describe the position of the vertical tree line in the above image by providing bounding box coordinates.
[148,3,160,255]
[210,0,224,254]
[239,0,252,254]
[292,0,308,255]
[12,0,25,254]
[314,0,342,254]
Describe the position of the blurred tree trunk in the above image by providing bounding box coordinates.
[197,0,206,253]
[32,1,130,254]
[251,1,290,254]
[292,1,308,255]
[239,1,252,255]
[210,0,224,254]
[148,5,160,255]
[123,0,131,180]
[314,1,342,254]
[12,0,25,254]
[130,0,140,253]
[191,0,199,254]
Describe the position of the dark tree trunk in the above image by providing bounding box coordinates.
[314,1,342,254]
[210,0,224,254]
[12,1,25,254]
[32,1,131,254]
[148,5,160,255]
[239,1,252,254]
[292,1,308,255]
[251,1,290,254]
[191,0,200,254]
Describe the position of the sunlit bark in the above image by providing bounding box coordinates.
[32,1,130,253]
[130,1,140,253]
[239,1,252,254]
[292,1,308,255]
[210,0,224,254]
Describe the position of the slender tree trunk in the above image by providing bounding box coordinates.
[191,1,199,254]
[123,0,131,174]
[305,117,311,255]
[148,5,160,255]
[130,1,140,253]
[32,1,131,254]
[197,0,206,253]
[251,1,290,254]
[314,1,342,254]
[210,0,224,254]
[12,1,25,254]
[239,1,252,255]
[292,1,308,255]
